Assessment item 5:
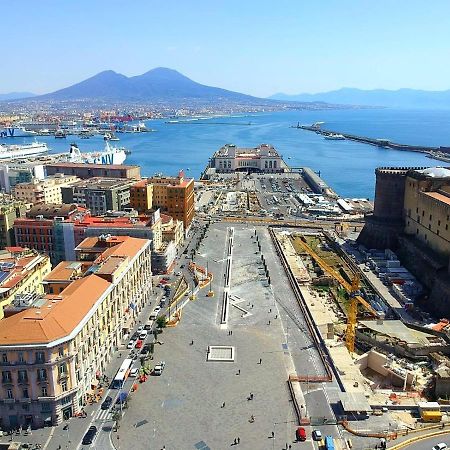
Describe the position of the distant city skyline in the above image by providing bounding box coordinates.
[4,0,450,97]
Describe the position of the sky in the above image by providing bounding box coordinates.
[3,0,450,97]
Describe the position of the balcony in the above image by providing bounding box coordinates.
[3,398,15,404]
[38,386,77,402]
[1,378,13,385]
[19,397,31,404]
[18,378,29,385]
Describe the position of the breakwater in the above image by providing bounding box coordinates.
[294,124,450,159]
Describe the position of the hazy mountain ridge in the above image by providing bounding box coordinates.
[269,87,450,109]
[0,92,36,101]
[33,67,264,103]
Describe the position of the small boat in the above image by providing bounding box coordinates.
[324,133,345,140]
[104,132,120,141]
[55,130,66,139]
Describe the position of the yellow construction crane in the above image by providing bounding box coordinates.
[294,236,378,353]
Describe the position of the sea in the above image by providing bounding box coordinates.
[10,108,450,199]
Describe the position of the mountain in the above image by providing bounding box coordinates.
[34,67,263,103]
[269,88,450,109]
[0,92,36,101]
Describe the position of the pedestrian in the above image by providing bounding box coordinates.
[221,402,225,408]
[269,308,271,313]
[233,438,237,445]
[237,369,241,375]
[191,339,194,345]
[271,431,275,438]
[250,392,253,400]
[268,320,271,325]
[231,330,233,335]
[237,437,240,444]
[259,358,262,364]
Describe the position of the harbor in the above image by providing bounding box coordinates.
[294,122,450,162]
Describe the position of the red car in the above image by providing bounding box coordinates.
[135,339,143,349]
[296,427,306,441]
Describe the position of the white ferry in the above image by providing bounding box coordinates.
[67,142,127,165]
[0,127,37,138]
[324,133,345,140]
[0,142,48,160]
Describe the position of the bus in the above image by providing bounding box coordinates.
[325,436,334,450]
[111,358,133,389]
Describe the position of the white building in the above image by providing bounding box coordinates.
[211,144,285,173]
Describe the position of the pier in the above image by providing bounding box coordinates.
[294,123,450,161]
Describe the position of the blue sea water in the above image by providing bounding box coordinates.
[11,109,450,199]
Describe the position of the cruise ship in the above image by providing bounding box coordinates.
[0,142,48,160]
[0,127,37,138]
[67,142,127,165]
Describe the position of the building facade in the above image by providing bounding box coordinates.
[0,198,28,248]
[45,163,141,180]
[129,180,153,213]
[210,143,285,174]
[61,178,135,216]
[13,175,80,205]
[147,172,195,231]
[0,236,152,429]
[403,168,450,259]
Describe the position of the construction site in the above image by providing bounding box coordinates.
[273,228,450,418]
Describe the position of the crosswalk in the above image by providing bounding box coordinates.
[94,408,113,422]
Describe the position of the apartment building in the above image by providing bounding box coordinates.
[146,171,194,231]
[14,205,89,265]
[0,197,29,248]
[0,247,51,318]
[0,236,152,429]
[61,178,135,216]
[45,163,141,180]
[129,180,153,213]
[13,175,79,205]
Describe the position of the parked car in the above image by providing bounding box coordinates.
[432,444,447,450]
[296,427,306,441]
[130,368,139,377]
[149,306,161,320]
[82,426,98,445]
[135,339,143,349]
[139,330,148,340]
[137,325,144,333]
[312,430,322,441]
[153,361,166,376]
[127,339,136,349]
[131,332,139,340]
[101,396,113,410]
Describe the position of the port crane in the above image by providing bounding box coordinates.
[295,236,378,353]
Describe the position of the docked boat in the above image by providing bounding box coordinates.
[324,133,345,140]
[0,142,48,160]
[0,126,37,138]
[120,122,153,132]
[67,142,127,165]
[103,132,120,141]
[55,130,67,139]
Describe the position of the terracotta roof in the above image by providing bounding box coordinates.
[423,191,450,207]
[44,261,84,282]
[0,275,111,345]
[93,237,149,262]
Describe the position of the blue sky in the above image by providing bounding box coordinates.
[4,0,450,96]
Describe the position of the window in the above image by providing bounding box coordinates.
[58,364,67,375]
[58,347,64,357]
[37,368,47,381]
[1,353,7,363]
[61,381,68,392]
[6,388,13,399]
[2,371,12,383]
[438,220,441,226]
[41,387,47,397]
[22,388,29,399]
[18,370,28,383]
[429,214,432,221]
[35,351,45,364]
